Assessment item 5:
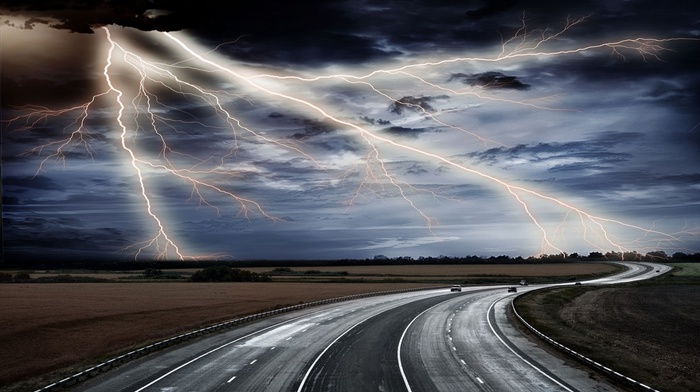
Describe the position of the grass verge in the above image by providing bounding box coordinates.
[514,266,700,392]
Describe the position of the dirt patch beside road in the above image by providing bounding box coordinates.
[515,285,700,392]
[0,282,434,390]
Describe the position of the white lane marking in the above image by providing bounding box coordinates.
[398,302,446,392]
[286,336,292,340]
[250,360,257,365]
[296,316,374,392]
[133,312,322,392]
[227,375,236,383]
[460,359,466,365]
[486,298,575,392]
[476,376,484,384]
[270,346,276,350]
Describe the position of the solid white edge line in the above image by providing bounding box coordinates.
[133,312,320,392]
[486,298,576,392]
[295,316,373,392]
[397,301,446,392]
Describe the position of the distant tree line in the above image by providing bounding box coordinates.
[3,250,699,271]
[0,272,30,283]
[189,266,271,282]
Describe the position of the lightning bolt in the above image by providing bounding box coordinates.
[4,17,698,260]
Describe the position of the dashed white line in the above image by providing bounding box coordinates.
[250,360,257,365]
[227,375,236,383]
[476,376,484,384]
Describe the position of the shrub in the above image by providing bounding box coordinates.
[190,266,271,282]
[13,272,31,282]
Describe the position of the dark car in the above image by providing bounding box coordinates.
[507,287,517,293]
[450,285,462,292]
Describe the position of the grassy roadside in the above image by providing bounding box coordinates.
[513,263,700,392]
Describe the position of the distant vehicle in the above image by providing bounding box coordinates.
[656,270,660,273]
[507,287,517,293]
[575,282,582,285]
[519,280,528,286]
[450,285,462,292]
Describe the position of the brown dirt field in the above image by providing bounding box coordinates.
[516,285,700,392]
[0,282,435,389]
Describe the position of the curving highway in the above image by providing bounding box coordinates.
[70,262,668,392]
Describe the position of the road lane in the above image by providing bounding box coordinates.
[73,289,453,392]
[298,288,492,392]
[400,288,585,391]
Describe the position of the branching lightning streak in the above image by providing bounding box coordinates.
[5,16,698,260]
[102,28,187,260]
[162,28,685,257]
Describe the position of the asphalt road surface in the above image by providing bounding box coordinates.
[71,262,667,392]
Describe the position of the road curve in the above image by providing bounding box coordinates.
[70,262,667,392]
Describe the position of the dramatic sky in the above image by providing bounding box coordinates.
[2,0,699,262]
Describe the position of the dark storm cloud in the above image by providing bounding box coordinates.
[449,72,530,90]
[359,116,391,126]
[468,135,638,167]
[3,175,65,191]
[382,126,431,138]
[557,171,700,196]
[389,95,449,115]
[465,0,520,20]
[406,164,428,175]
[290,120,336,140]
[2,195,20,205]
[3,214,133,260]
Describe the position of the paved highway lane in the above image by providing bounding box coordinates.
[70,262,666,392]
[297,287,496,392]
[399,288,616,391]
[72,289,456,392]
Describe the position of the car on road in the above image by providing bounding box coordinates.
[450,285,462,292]
[575,282,582,285]
[507,287,517,293]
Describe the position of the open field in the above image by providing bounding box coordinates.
[18,262,621,283]
[514,265,700,392]
[0,282,436,390]
[668,262,700,276]
[0,263,617,391]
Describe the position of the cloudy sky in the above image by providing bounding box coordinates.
[2,0,699,262]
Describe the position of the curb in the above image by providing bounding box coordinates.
[511,295,659,392]
[34,286,439,391]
